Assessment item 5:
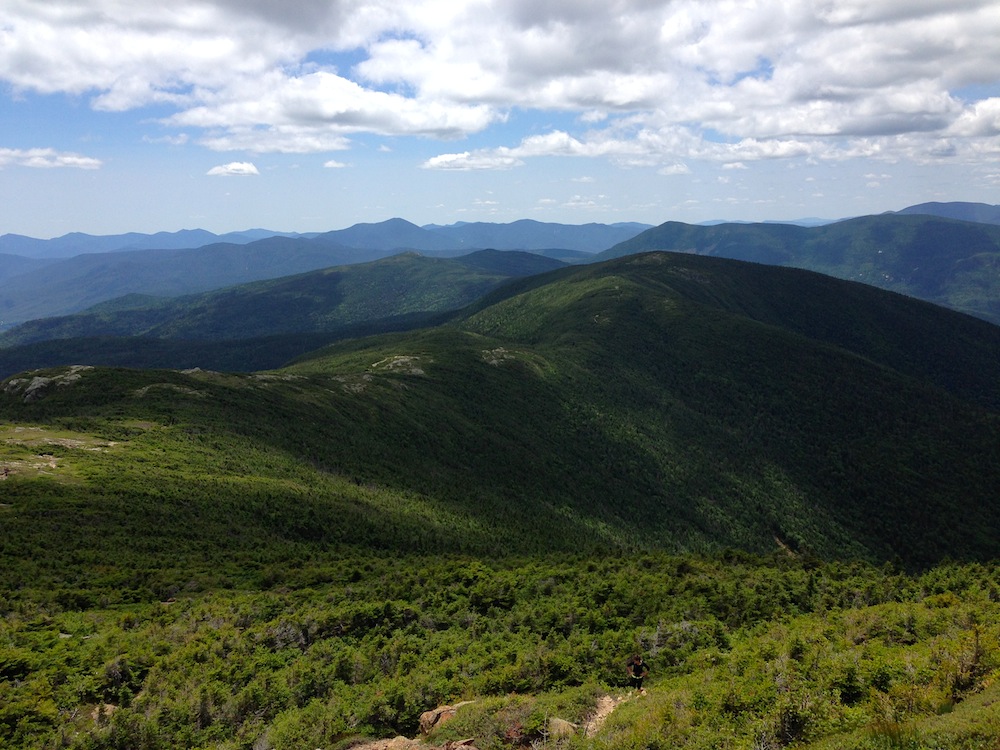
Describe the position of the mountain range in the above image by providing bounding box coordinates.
[0,250,565,374]
[0,218,649,261]
[3,250,998,566]
[0,219,644,325]
[4,207,1000,750]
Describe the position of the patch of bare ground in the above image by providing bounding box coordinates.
[584,693,629,737]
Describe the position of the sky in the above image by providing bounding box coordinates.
[1,0,1000,238]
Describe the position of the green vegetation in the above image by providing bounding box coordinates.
[2,251,999,748]
[0,250,564,348]
[2,550,999,750]
[600,214,1000,325]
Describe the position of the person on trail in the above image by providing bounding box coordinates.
[626,654,648,693]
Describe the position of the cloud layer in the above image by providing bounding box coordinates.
[2,0,999,172]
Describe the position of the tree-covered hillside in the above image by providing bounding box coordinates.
[599,214,1000,325]
[3,252,998,566]
[0,251,564,347]
[3,251,1000,750]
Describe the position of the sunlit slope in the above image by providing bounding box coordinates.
[2,251,999,572]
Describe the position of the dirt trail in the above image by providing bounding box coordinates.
[583,693,629,737]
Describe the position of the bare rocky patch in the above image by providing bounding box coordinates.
[2,365,94,403]
[482,347,515,366]
[370,355,427,376]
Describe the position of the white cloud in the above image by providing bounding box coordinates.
[206,161,259,176]
[422,151,524,170]
[323,159,348,168]
[659,163,691,175]
[0,147,101,169]
[0,0,998,169]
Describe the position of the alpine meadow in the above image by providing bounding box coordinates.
[3,208,1000,750]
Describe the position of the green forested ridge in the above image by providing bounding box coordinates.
[2,251,1000,749]
[0,250,565,348]
[599,214,1000,325]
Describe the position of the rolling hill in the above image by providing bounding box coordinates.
[3,251,998,567]
[0,251,566,375]
[0,234,395,325]
[0,250,565,346]
[598,214,1000,325]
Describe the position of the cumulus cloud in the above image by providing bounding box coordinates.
[422,151,524,171]
[0,147,101,169]
[0,0,998,169]
[206,161,259,176]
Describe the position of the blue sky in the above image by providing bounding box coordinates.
[2,0,999,238]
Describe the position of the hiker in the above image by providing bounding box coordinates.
[626,653,649,693]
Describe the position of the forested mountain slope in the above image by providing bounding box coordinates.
[598,214,1000,325]
[3,252,998,568]
[0,250,565,346]
[4,251,1000,750]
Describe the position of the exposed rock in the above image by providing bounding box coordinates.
[2,365,93,403]
[419,701,475,734]
[548,718,578,738]
[370,355,427,376]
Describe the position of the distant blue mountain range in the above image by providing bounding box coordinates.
[0,219,651,260]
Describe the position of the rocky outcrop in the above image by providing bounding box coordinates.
[2,365,92,403]
[418,701,476,734]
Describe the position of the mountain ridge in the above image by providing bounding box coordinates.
[598,213,1000,325]
[4,250,998,566]
[0,250,565,353]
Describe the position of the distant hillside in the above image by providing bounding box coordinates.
[0,234,394,325]
[0,218,647,263]
[0,253,54,284]
[320,218,462,253]
[895,201,1000,224]
[0,227,312,259]
[5,251,998,568]
[0,250,565,359]
[424,219,651,253]
[0,220,646,325]
[598,214,1000,325]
